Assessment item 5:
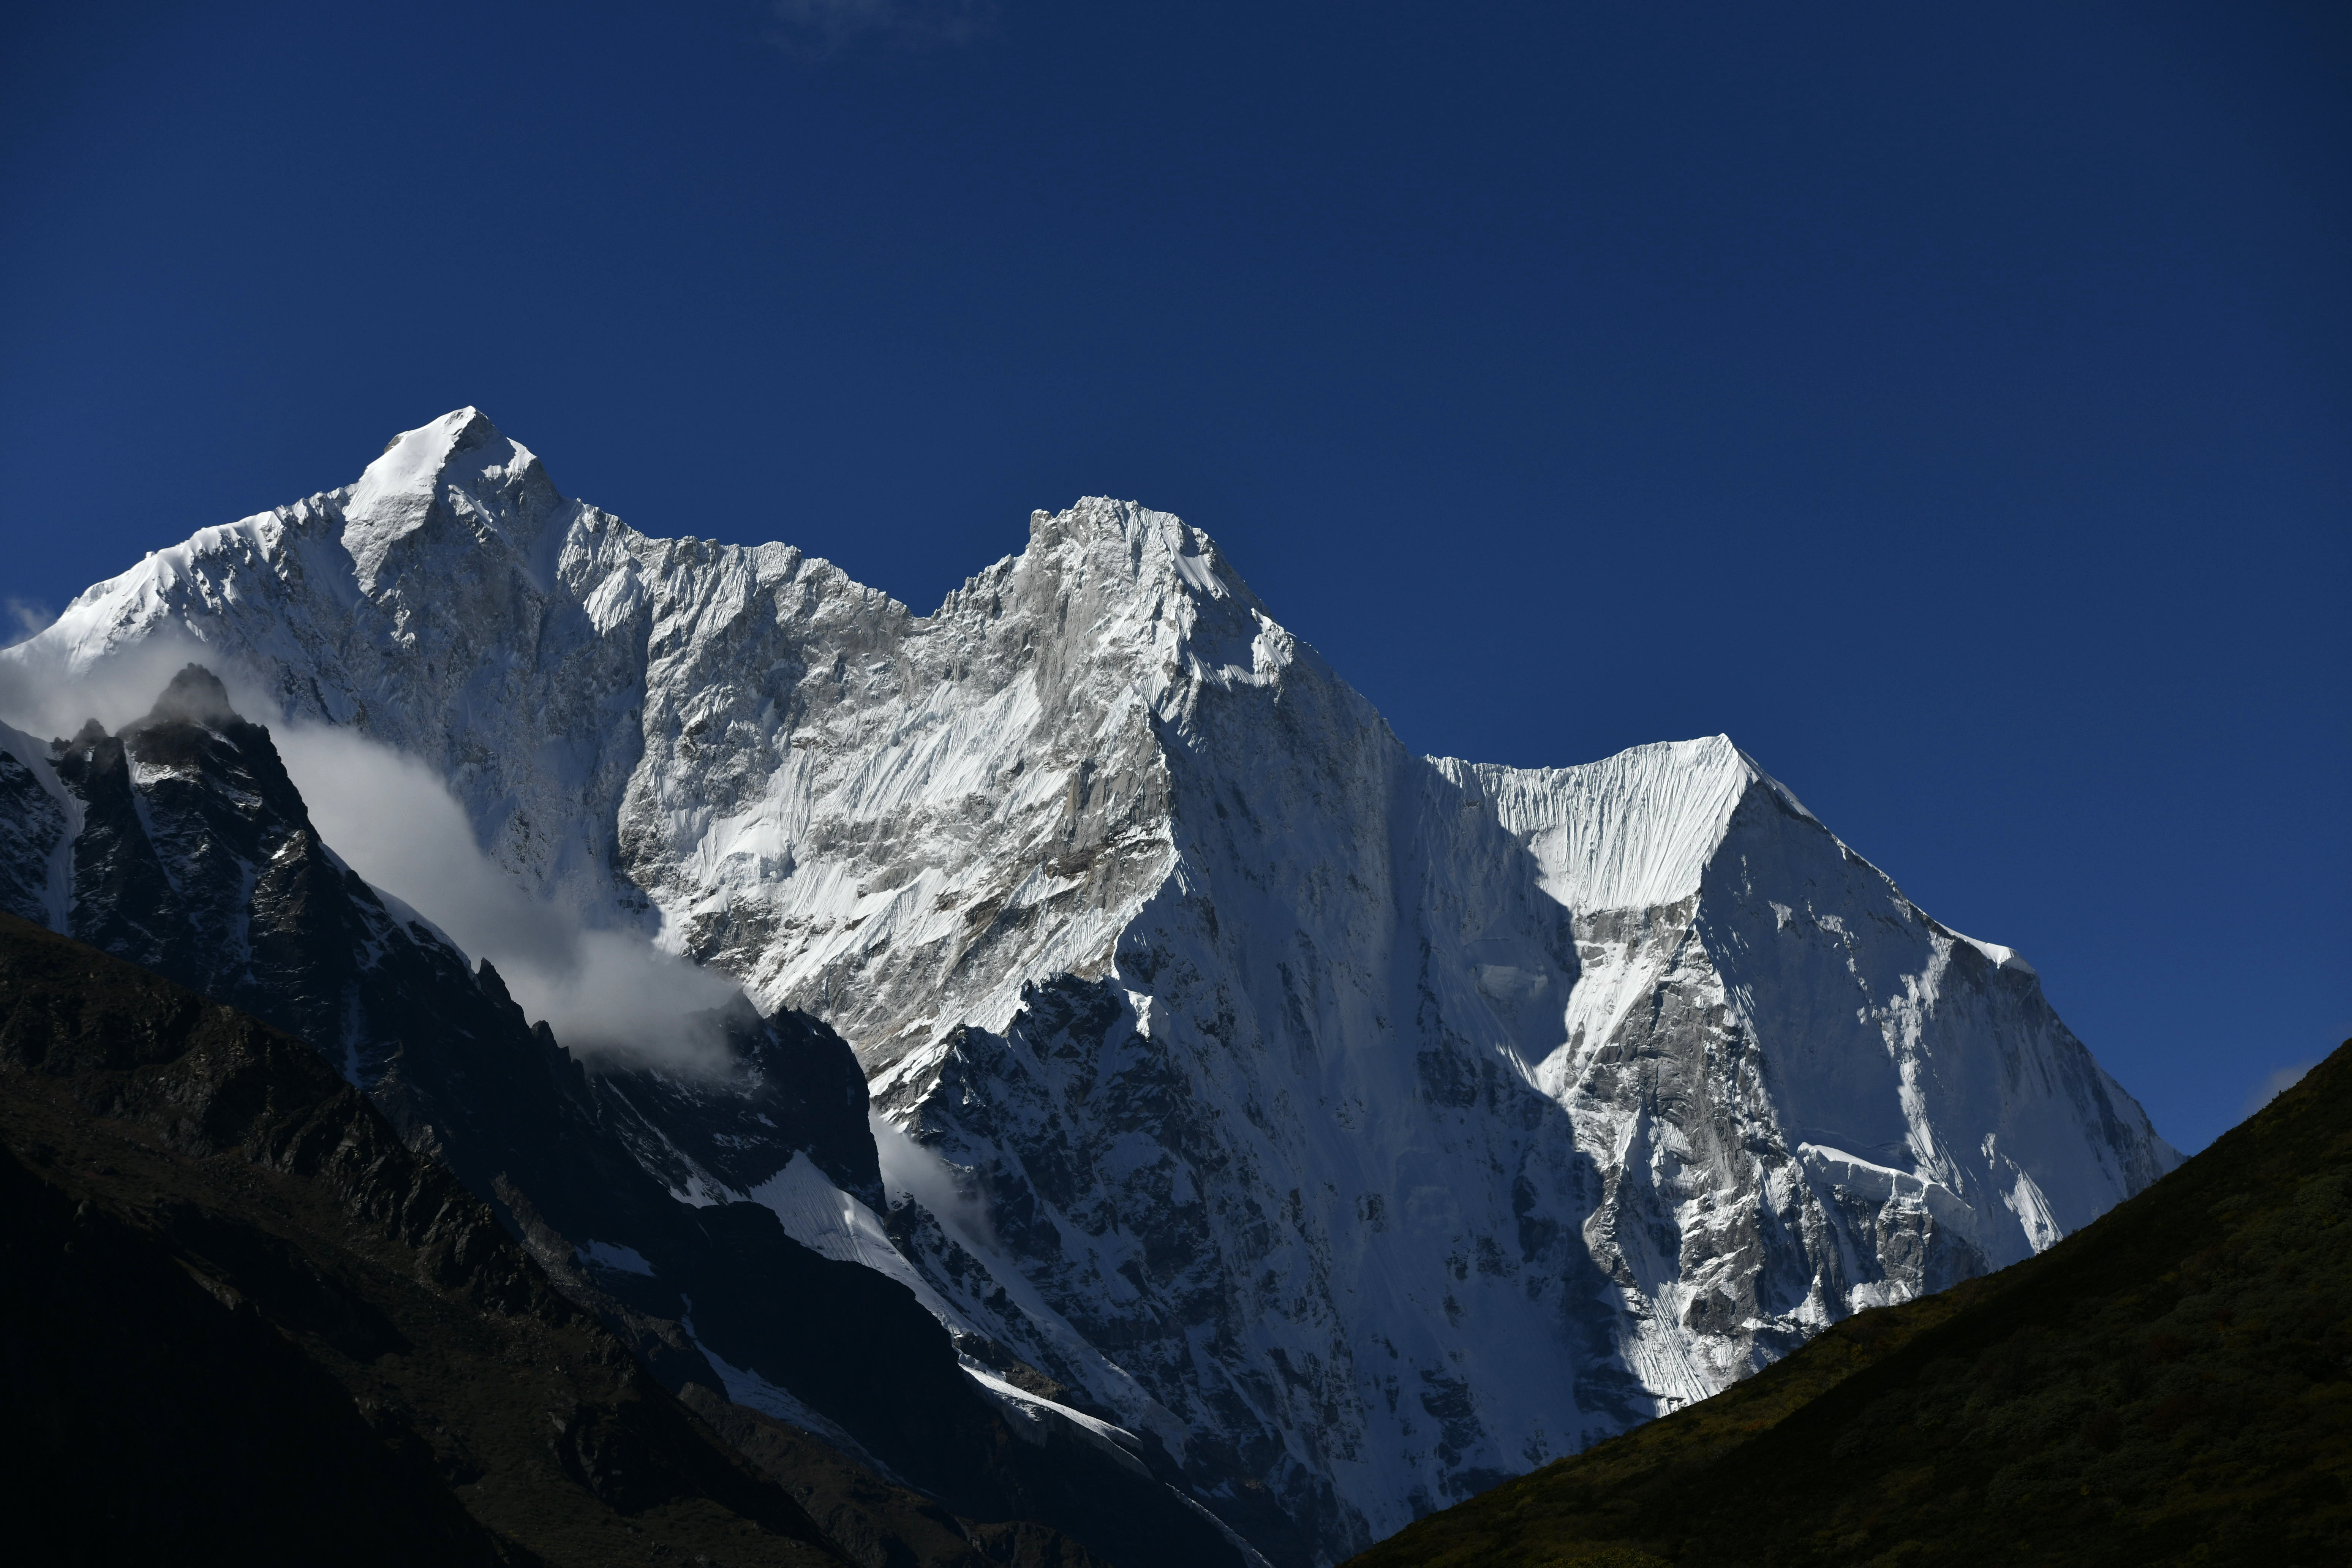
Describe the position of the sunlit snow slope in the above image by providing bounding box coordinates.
[0,410,2180,1566]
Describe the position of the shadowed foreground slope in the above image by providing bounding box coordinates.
[1,658,1248,1568]
[0,912,1122,1567]
[1348,1041,2352,1568]
[0,911,853,1565]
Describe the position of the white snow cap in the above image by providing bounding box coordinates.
[341,407,553,591]
[1445,734,1815,912]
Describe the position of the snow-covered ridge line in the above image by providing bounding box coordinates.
[1433,736,1802,912]
[0,408,2183,1567]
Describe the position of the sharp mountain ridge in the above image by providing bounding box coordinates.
[2,409,2180,1564]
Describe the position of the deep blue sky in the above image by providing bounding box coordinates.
[3,1,2345,1150]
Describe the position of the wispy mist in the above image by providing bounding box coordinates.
[2241,1058,2316,1121]
[2,598,55,648]
[0,637,746,1076]
[272,721,744,1075]
[869,1109,998,1253]
[0,623,221,739]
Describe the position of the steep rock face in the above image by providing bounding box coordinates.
[2,411,2181,1564]
[0,675,1258,1568]
[1443,741,2180,1401]
[0,724,71,928]
[1347,1037,2352,1568]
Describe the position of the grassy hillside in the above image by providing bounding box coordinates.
[1349,1041,2352,1568]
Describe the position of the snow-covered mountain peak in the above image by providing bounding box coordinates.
[0,414,2183,1567]
[1020,496,1254,610]
[1438,733,1818,913]
[343,406,565,592]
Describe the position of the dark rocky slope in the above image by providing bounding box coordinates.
[0,910,841,1566]
[0,1142,528,1567]
[0,913,1177,1568]
[0,669,1254,1568]
[1346,1040,2352,1568]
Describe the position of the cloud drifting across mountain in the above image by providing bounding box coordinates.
[0,623,216,739]
[272,721,747,1075]
[0,634,744,1076]
[868,1105,997,1252]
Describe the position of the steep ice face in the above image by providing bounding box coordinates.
[342,406,569,591]
[1451,735,1797,913]
[0,411,2183,1566]
[617,495,1239,1076]
[1443,744,2178,1397]
[869,703,2177,1563]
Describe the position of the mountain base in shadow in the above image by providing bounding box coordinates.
[1348,1041,2352,1568]
[0,912,1132,1567]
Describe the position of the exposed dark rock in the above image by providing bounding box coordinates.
[0,910,841,1566]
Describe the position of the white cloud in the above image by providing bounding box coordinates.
[870,1108,999,1252]
[0,622,221,741]
[0,638,745,1076]
[2,598,54,648]
[272,721,746,1075]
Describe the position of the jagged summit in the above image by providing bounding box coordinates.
[366,403,501,463]
[340,406,568,592]
[0,414,2180,1566]
[139,662,240,730]
[1021,495,1249,589]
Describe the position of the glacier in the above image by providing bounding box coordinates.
[0,408,2180,1565]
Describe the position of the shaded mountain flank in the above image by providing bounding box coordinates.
[0,910,841,1566]
[0,670,1250,1568]
[0,913,1147,1568]
[1347,1041,2352,1568]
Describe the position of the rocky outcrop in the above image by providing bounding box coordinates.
[0,678,1258,1568]
[0,910,841,1566]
